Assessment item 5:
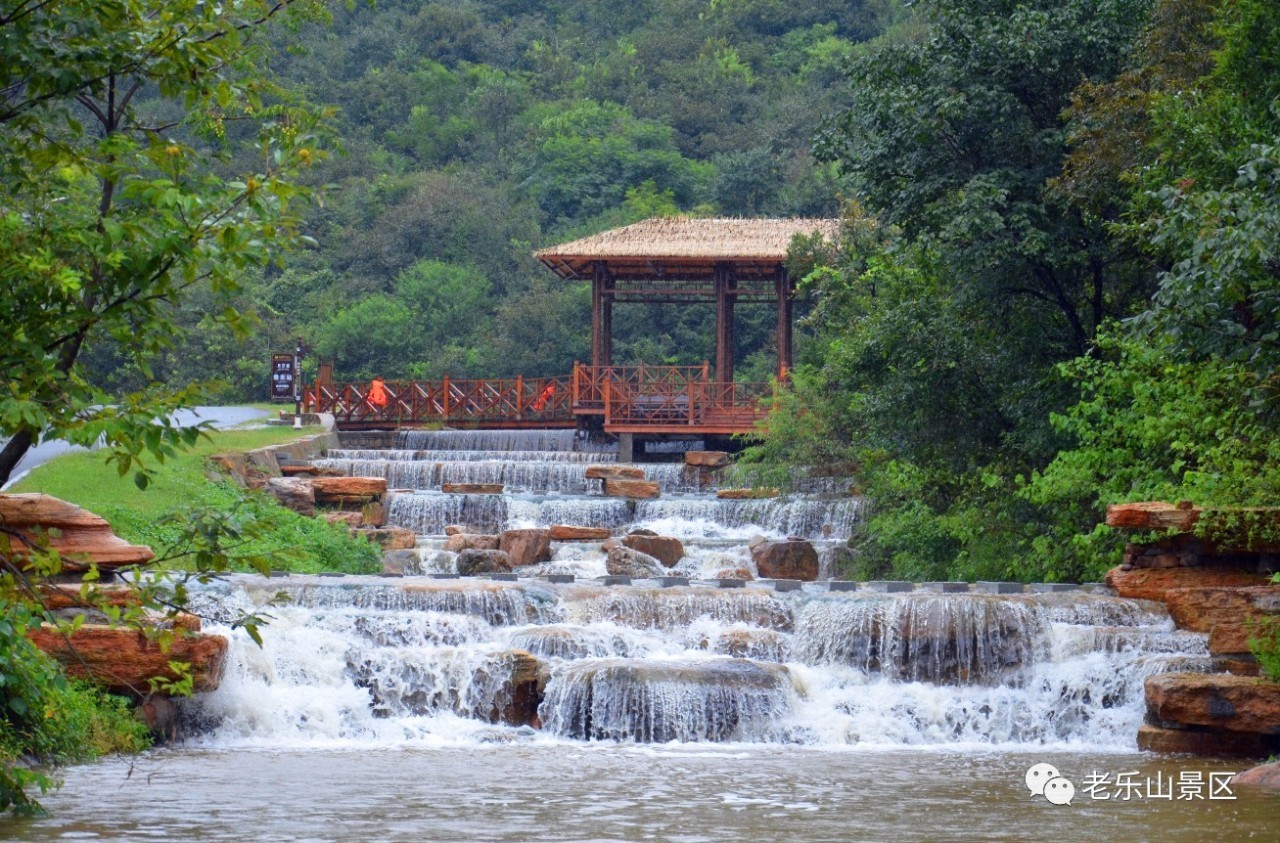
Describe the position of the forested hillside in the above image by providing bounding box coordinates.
[85,0,902,394]
[745,0,1280,584]
[58,0,1280,586]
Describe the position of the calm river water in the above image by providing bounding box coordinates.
[5,746,1276,842]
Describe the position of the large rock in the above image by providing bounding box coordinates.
[1104,565,1269,603]
[456,548,514,575]
[550,525,613,541]
[606,546,664,578]
[585,466,645,480]
[323,511,363,528]
[1164,585,1280,633]
[311,476,387,505]
[1233,762,1280,789]
[602,479,660,499]
[685,450,730,468]
[444,533,500,553]
[356,526,416,550]
[499,528,553,567]
[381,549,422,575]
[751,539,819,581]
[264,477,316,517]
[1137,723,1275,757]
[0,493,155,572]
[622,533,684,567]
[28,624,228,696]
[1107,501,1201,531]
[1146,672,1280,734]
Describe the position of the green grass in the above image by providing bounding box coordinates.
[11,425,382,575]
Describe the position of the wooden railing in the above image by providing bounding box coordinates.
[308,367,774,433]
[572,362,711,414]
[307,375,572,428]
[602,378,772,433]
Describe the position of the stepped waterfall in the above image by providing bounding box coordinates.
[20,428,1270,842]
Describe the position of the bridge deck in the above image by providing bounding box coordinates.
[307,365,772,435]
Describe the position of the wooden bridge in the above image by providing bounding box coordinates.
[305,363,773,435]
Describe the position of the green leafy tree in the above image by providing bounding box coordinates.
[0,0,352,814]
[0,0,336,486]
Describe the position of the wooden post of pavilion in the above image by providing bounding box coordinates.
[714,262,735,384]
[775,265,793,379]
[591,261,613,368]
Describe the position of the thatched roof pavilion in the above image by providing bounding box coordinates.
[536,217,839,380]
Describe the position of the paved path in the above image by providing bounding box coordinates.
[2,406,272,490]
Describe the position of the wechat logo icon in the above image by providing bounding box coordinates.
[1026,763,1075,806]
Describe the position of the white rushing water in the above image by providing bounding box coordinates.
[178,576,1204,752]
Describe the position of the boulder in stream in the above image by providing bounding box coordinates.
[606,546,664,578]
[751,539,819,581]
[457,548,514,575]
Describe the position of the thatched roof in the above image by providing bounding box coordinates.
[535,217,840,280]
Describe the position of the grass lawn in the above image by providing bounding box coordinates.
[9,424,382,574]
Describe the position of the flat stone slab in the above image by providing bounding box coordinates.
[1029,583,1079,593]
[655,576,689,588]
[599,575,632,586]
[866,581,913,593]
[974,581,1024,594]
[768,580,804,593]
[714,578,746,588]
[486,573,518,581]
[544,574,576,584]
[442,483,504,495]
[1146,673,1280,734]
[430,573,461,579]
[827,581,859,592]
[919,582,969,593]
[318,572,346,577]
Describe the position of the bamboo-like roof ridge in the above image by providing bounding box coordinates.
[536,217,840,264]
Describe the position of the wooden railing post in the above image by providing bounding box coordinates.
[442,375,451,421]
[516,375,524,417]
[603,378,612,427]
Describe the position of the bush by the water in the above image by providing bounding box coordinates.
[0,599,152,817]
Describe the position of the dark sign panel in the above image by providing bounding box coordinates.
[271,353,295,401]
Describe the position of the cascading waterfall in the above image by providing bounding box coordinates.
[398,429,613,452]
[319,457,703,494]
[174,430,1207,752]
[180,575,1207,750]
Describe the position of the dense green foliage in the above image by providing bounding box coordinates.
[746,0,1280,584]
[79,0,903,391]
[0,599,151,816]
[0,0,336,485]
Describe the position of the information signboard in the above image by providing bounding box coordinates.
[271,353,295,402]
